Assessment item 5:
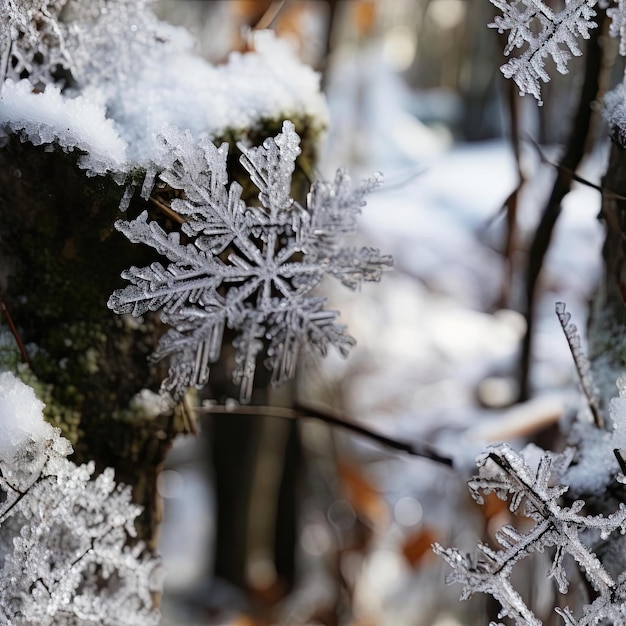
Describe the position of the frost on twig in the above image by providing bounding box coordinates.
[0,372,161,625]
[555,302,603,427]
[434,443,626,625]
[108,121,392,402]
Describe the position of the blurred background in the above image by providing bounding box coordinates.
[150,2,618,624]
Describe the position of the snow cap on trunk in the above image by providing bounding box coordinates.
[0,372,51,461]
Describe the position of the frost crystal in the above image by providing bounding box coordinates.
[1,0,180,91]
[608,0,626,54]
[555,302,603,427]
[434,443,626,625]
[108,121,392,402]
[489,0,598,102]
[0,373,161,625]
[1,0,71,89]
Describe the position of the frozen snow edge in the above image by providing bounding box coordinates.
[0,79,128,176]
[0,31,328,180]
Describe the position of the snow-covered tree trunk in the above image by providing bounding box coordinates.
[0,119,325,550]
[0,136,183,546]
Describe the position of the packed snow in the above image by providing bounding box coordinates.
[0,371,51,461]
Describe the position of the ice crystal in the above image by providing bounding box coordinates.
[556,302,603,427]
[62,0,187,91]
[108,121,392,402]
[608,0,626,54]
[434,443,626,625]
[611,374,626,445]
[0,372,161,625]
[1,0,71,89]
[489,0,598,102]
[1,0,185,91]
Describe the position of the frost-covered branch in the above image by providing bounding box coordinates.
[556,302,603,427]
[434,441,626,624]
[489,0,626,103]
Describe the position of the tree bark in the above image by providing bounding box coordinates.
[0,136,185,548]
[589,139,626,411]
[0,114,320,565]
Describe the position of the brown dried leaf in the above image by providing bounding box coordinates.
[337,461,389,528]
[402,526,439,569]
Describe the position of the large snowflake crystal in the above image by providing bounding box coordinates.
[434,443,626,625]
[108,121,392,401]
[489,0,598,102]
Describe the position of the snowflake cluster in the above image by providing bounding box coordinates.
[489,0,626,103]
[108,121,392,401]
[1,0,71,89]
[1,0,184,92]
[0,372,161,626]
[434,441,626,625]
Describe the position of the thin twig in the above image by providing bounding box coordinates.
[0,292,31,366]
[320,0,340,91]
[497,34,525,309]
[197,401,453,467]
[252,0,288,31]
[614,449,626,475]
[527,135,626,201]
[148,195,185,225]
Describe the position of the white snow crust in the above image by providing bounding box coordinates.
[0,28,327,176]
[0,371,52,461]
[0,79,128,174]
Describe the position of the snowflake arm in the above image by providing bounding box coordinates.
[489,0,598,102]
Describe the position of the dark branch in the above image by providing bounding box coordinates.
[197,401,454,467]
[0,291,31,366]
[518,9,609,400]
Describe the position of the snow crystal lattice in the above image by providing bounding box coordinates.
[489,0,598,103]
[1,0,72,89]
[0,373,161,626]
[434,443,626,625]
[108,121,392,402]
[1,0,182,93]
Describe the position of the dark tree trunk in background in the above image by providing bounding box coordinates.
[589,139,626,409]
[210,411,263,589]
[519,12,608,400]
